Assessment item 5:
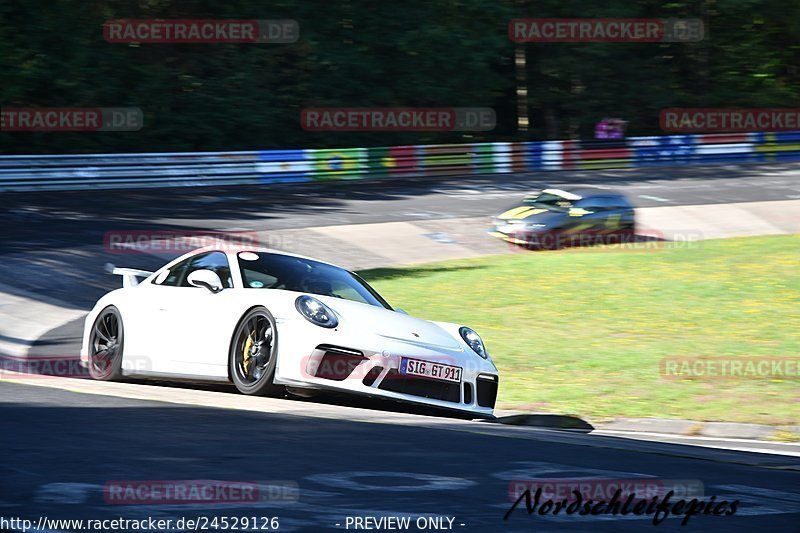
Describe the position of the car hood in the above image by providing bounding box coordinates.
[317,296,462,350]
[495,206,566,225]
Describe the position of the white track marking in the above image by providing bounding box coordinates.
[638,195,671,202]
[34,483,97,504]
[306,471,476,492]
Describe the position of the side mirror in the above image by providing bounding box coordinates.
[396,308,409,315]
[187,269,223,293]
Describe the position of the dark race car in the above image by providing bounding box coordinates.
[489,188,635,249]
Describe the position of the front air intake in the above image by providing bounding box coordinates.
[476,375,498,408]
[463,382,473,405]
[362,366,383,387]
[313,345,366,381]
[379,369,460,403]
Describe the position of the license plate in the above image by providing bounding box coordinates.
[400,358,462,383]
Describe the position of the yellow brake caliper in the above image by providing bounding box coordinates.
[242,332,254,374]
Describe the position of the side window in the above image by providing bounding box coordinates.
[156,252,233,288]
[576,196,615,212]
[241,267,278,289]
[595,197,618,211]
[609,196,632,210]
[179,251,234,288]
[157,257,193,287]
[575,197,602,211]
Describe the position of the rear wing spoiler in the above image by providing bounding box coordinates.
[104,263,153,288]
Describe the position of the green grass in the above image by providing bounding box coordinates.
[359,235,800,425]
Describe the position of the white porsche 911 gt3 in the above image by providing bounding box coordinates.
[80,247,500,417]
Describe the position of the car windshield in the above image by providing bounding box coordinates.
[522,192,576,212]
[237,252,392,310]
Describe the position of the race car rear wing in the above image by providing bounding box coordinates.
[104,263,153,288]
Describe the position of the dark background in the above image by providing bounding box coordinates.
[1,0,798,154]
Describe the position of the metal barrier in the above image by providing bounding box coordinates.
[1,131,799,192]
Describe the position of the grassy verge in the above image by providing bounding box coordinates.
[360,235,800,425]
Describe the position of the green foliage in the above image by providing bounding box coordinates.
[361,234,800,424]
[1,0,798,153]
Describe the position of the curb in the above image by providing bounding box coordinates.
[597,418,800,442]
[492,412,800,442]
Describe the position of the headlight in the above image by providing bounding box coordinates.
[460,327,488,359]
[295,295,338,328]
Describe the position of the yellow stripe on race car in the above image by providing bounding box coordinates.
[597,214,623,234]
[497,206,531,219]
[561,223,595,235]
[498,207,547,220]
[488,231,526,244]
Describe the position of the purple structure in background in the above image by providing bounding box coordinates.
[596,118,628,139]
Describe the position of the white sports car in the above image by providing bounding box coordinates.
[80,247,500,417]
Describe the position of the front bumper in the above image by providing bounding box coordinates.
[489,229,531,245]
[488,221,545,247]
[275,335,499,417]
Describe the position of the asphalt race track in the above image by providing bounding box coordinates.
[2,162,799,358]
[1,381,799,532]
[3,162,800,307]
[2,163,800,532]
[4,162,800,235]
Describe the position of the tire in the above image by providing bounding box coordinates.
[229,307,284,396]
[88,305,124,381]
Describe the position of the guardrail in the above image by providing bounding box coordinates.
[1,131,799,191]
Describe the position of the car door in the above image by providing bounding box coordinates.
[584,195,632,237]
[607,195,636,234]
[118,253,198,375]
[159,250,237,378]
[593,196,625,235]
[564,197,610,242]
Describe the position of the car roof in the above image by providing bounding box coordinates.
[525,188,628,200]
[539,188,582,200]
[201,245,345,270]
